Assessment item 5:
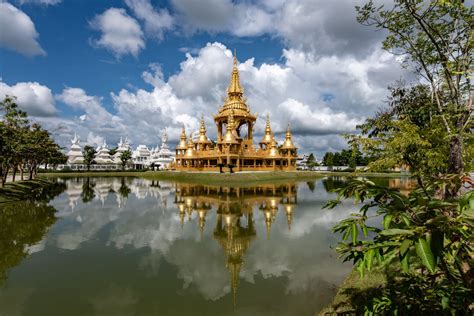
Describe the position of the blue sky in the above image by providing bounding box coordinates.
[0,0,409,156]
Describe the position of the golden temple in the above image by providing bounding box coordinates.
[174,52,298,171]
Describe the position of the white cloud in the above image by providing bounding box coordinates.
[56,87,126,143]
[171,0,387,57]
[90,8,145,58]
[0,80,56,116]
[171,0,273,36]
[124,0,174,40]
[17,0,61,5]
[0,2,45,57]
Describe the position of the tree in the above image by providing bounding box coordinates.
[356,0,472,193]
[0,96,28,186]
[323,152,334,167]
[83,145,96,172]
[119,149,132,170]
[0,96,64,185]
[326,1,473,312]
[109,147,117,156]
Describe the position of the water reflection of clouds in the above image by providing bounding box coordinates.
[46,178,355,305]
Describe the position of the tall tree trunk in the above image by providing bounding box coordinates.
[12,166,17,182]
[448,135,464,175]
[1,166,9,187]
[20,164,24,181]
[446,133,464,198]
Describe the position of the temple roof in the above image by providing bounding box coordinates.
[215,51,256,121]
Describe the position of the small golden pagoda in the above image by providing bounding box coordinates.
[174,52,297,171]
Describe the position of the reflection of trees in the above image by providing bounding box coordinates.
[0,201,57,285]
[118,178,131,198]
[81,177,95,203]
[306,181,315,192]
[322,177,348,192]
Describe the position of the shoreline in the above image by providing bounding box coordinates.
[0,178,65,204]
[40,170,408,183]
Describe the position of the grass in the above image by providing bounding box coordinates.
[319,267,387,315]
[0,178,60,203]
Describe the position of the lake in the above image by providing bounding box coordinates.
[0,176,413,315]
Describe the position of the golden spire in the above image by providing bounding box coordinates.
[260,114,273,144]
[177,126,187,149]
[185,133,195,156]
[222,111,238,143]
[197,116,210,144]
[227,50,243,98]
[268,134,280,157]
[282,123,296,149]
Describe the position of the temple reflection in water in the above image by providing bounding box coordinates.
[174,182,298,303]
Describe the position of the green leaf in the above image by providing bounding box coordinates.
[342,228,351,242]
[366,249,375,271]
[441,296,449,310]
[362,225,369,237]
[352,223,358,244]
[383,214,393,229]
[400,213,411,227]
[380,228,414,236]
[415,238,436,273]
[401,253,409,273]
[399,239,412,257]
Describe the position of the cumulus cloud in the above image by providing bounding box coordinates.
[124,0,174,40]
[56,87,126,142]
[172,0,273,36]
[90,8,145,58]
[0,2,46,57]
[0,80,56,116]
[171,0,386,56]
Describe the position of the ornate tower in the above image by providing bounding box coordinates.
[214,51,257,143]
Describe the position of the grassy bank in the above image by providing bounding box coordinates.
[0,178,65,203]
[319,268,387,315]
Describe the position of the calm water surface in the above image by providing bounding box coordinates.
[0,176,412,315]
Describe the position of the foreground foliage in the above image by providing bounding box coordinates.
[327,0,473,313]
[326,178,473,314]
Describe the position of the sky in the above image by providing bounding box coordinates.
[0,0,412,157]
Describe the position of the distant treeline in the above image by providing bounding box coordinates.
[322,149,370,167]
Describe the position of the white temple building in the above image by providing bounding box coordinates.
[150,130,175,170]
[64,130,175,171]
[67,133,84,165]
[132,130,175,170]
[113,137,131,164]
